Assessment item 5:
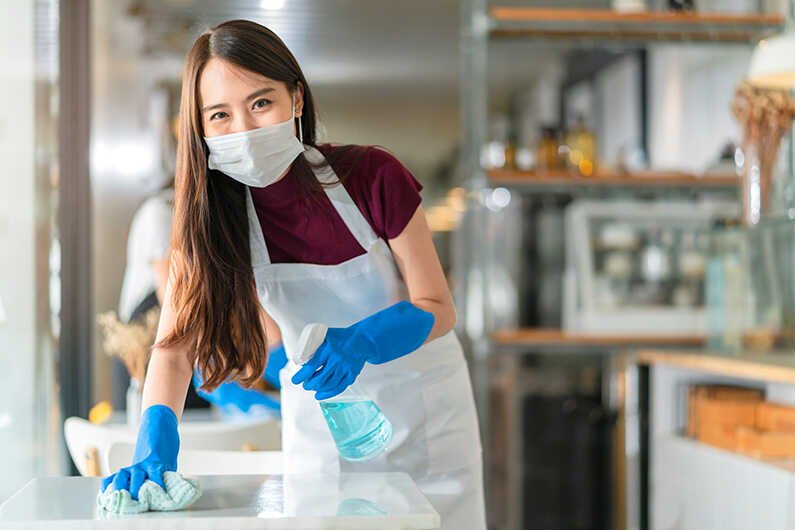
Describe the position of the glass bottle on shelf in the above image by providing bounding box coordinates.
[668,0,694,9]
[633,228,670,307]
[481,116,511,170]
[641,228,671,284]
[564,115,597,177]
[535,126,561,171]
[743,220,783,353]
[675,231,707,308]
[706,218,747,353]
[612,0,646,12]
[504,131,517,170]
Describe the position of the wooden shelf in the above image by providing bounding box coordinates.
[493,328,705,348]
[637,349,795,383]
[488,168,739,190]
[490,8,784,25]
[489,8,784,43]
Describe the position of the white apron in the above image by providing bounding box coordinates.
[246,146,486,529]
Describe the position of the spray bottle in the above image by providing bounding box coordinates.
[293,323,393,461]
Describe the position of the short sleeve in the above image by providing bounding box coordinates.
[343,147,424,241]
[128,195,173,264]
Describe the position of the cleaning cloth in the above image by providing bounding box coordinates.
[96,470,201,514]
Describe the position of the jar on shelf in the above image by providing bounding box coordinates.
[612,0,646,11]
[480,115,510,169]
[504,133,517,170]
[535,126,561,171]
[564,116,597,177]
[705,218,747,353]
[126,377,142,429]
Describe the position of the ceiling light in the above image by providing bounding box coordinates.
[260,0,285,10]
[748,3,795,89]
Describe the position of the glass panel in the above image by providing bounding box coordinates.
[0,0,61,502]
[706,216,795,354]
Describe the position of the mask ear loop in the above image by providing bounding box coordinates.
[293,92,303,145]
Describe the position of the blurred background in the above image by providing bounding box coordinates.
[3,0,795,528]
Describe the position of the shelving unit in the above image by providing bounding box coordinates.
[636,352,795,529]
[456,3,787,530]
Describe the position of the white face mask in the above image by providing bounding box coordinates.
[204,94,305,188]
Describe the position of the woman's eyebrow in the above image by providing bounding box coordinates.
[201,87,276,113]
[245,87,276,101]
[201,101,227,113]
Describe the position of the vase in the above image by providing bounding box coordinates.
[740,143,765,225]
[126,377,142,429]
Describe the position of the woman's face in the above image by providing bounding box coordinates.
[199,57,303,138]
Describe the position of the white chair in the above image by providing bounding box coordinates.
[106,442,284,475]
[64,414,281,477]
[64,416,121,476]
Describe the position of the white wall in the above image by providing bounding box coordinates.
[315,94,459,198]
[647,45,751,174]
[595,55,642,168]
[583,46,749,174]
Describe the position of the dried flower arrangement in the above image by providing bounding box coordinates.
[732,82,795,223]
[96,308,160,388]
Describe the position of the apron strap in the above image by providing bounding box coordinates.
[246,186,272,266]
[304,146,380,252]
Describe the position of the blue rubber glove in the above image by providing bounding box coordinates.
[291,301,435,400]
[101,404,179,500]
[193,365,281,417]
[263,344,287,390]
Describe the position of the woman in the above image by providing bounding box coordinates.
[102,19,485,528]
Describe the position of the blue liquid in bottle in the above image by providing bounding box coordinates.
[319,388,393,462]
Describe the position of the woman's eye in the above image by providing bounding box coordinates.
[252,98,271,110]
[210,111,228,121]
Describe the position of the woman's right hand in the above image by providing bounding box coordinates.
[192,362,281,416]
[263,344,287,389]
[101,404,180,500]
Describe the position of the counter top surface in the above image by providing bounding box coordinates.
[0,472,439,529]
[636,349,795,383]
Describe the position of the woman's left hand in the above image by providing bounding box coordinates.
[291,301,434,400]
[291,327,369,400]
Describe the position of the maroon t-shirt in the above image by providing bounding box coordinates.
[249,144,423,265]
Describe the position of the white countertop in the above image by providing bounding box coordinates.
[0,472,439,529]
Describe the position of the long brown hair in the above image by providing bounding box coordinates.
[155,19,369,392]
